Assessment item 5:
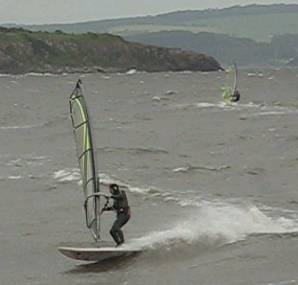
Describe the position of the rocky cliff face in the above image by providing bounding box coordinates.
[0,28,221,74]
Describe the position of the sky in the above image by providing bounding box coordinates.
[0,0,298,24]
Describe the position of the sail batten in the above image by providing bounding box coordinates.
[74,121,88,130]
[69,79,101,241]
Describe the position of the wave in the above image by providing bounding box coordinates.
[126,69,137,75]
[7,156,51,167]
[172,164,230,173]
[0,155,51,181]
[24,72,62,77]
[261,280,297,285]
[256,111,296,116]
[124,201,298,251]
[172,101,262,111]
[0,124,40,130]
[171,101,298,117]
[165,90,178,95]
[51,170,298,255]
[0,117,68,131]
[51,169,166,198]
[0,175,24,181]
[0,73,14,77]
[247,72,264,77]
[97,147,169,155]
[51,170,129,187]
[52,168,81,182]
[248,105,298,117]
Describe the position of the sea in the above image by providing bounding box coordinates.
[0,68,298,285]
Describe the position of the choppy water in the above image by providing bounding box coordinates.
[1,68,298,285]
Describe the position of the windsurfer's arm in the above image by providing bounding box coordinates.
[110,192,124,200]
[100,205,114,214]
[100,194,114,213]
[102,206,114,211]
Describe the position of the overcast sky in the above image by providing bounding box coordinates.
[0,0,297,24]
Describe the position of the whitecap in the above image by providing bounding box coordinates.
[0,125,39,130]
[126,69,137,75]
[8,175,23,180]
[53,168,80,182]
[127,201,298,250]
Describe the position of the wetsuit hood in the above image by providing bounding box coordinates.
[109,183,120,195]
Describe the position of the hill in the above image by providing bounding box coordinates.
[12,4,298,42]
[126,31,298,67]
[0,27,221,74]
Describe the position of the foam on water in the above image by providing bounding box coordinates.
[7,175,23,180]
[50,170,298,252]
[171,101,298,117]
[126,200,298,251]
[0,155,52,181]
[172,164,230,173]
[53,168,81,182]
[0,73,13,77]
[7,156,51,167]
[263,280,297,285]
[24,72,61,77]
[126,69,137,75]
[52,169,134,190]
[257,111,296,116]
[0,124,40,130]
[173,101,262,111]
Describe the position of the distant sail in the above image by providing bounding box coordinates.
[221,63,239,102]
[69,79,101,241]
[232,63,238,94]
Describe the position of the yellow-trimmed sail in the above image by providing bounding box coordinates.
[221,63,238,102]
[69,79,100,241]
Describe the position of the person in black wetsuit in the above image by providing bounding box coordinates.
[231,89,240,102]
[101,183,131,246]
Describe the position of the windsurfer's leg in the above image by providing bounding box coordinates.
[110,228,120,245]
[117,229,124,245]
[110,219,122,245]
[116,214,131,245]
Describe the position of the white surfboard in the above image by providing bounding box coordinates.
[58,245,142,262]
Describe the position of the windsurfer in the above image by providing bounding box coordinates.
[231,89,240,102]
[101,184,131,246]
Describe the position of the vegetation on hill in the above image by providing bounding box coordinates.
[0,27,222,74]
[15,4,298,42]
[126,31,298,67]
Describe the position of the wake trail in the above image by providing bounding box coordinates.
[124,201,298,251]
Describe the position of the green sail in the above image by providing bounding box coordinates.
[221,63,238,102]
[69,79,101,241]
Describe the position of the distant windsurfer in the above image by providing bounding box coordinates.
[101,184,131,246]
[230,89,240,102]
[222,63,240,103]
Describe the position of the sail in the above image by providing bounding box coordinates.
[232,63,238,94]
[221,63,238,101]
[69,79,101,241]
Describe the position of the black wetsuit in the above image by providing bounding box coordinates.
[231,90,240,102]
[105,190,130,245]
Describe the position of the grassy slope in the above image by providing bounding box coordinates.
[126,31,298,66]
[181,13,298,42]
[20,5,298,43]
[0,28,222,73]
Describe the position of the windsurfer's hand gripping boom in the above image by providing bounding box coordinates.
[84,193,111,213]
[100,195,113,215]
